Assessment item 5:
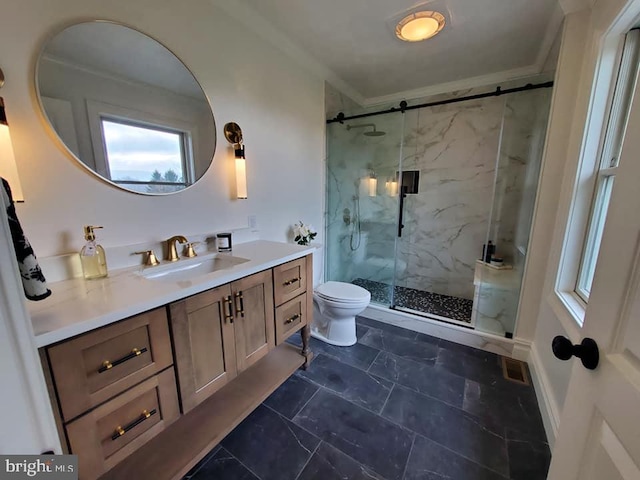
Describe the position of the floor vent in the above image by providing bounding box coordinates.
[502,357,530,385]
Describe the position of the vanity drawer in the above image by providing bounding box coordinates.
[66,368,179,479]
[47,308,173,421]
[275,293,307,344]
[273,257,307,306]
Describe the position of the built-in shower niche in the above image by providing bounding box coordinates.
[325,83,552,337]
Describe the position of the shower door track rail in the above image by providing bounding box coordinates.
[327,81,553,124]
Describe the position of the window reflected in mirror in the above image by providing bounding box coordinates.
[101,119,191,193]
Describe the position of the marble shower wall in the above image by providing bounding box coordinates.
[395,97,504,300]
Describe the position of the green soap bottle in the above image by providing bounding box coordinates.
[80,225,108,279]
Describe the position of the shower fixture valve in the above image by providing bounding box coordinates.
[343,208,352,225]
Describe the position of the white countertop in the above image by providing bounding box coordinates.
[29,241,315,347]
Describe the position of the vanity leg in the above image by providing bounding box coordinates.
[301,324,313,369]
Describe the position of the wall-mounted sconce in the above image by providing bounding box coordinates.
[0,68,24,202]
[385,177,398,197]
[368,171,377,197]
[224,122,247,199]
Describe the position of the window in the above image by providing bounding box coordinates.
[575,30,640,302]
[101,118,192,194]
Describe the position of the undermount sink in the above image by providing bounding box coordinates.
[139,253,250,282]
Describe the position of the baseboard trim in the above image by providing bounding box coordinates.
[527,344,561,447]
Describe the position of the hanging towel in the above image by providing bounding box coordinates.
[1,177,51,301]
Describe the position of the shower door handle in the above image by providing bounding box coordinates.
[397,186,407,237]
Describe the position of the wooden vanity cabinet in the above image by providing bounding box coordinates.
[169,269,275,413]
[41,254,313,480]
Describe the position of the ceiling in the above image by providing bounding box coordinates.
[232,0,563,105]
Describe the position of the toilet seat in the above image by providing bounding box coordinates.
[315,281,370,303]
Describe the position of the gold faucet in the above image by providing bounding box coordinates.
[166,235,188,262]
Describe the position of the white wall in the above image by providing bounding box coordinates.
[1,0,325,260]
[515,11,592,443]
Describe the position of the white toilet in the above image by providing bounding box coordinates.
[311,281,371,346]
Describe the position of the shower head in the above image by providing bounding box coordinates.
[346,123,386,137]
[363,127,386,137]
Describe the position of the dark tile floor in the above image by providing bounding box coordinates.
[352,278,473,323]
[184,317,550,480]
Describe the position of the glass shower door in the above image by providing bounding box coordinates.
[473,88,553,336]
[325,114,404,306]
[392,97,506,324]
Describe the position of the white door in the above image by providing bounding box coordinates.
[547,64,640,478]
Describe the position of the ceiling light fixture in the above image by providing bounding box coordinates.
[395,11,445,42]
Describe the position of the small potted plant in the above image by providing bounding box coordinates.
[293,221,317,246]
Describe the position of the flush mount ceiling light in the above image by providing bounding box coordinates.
[395,11,445,42]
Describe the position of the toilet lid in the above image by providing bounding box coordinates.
[315,281,371,303]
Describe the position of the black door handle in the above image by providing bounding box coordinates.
[397,186,407,237]
[552,336,599,370]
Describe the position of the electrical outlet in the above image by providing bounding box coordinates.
[248,215,258,230]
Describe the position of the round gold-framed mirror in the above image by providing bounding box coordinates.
[35,21,216,195]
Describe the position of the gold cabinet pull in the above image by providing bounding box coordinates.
[284,313,301,325]
[283,277,301,286]
[224,295,234,324]
[98,347,148,373]
[234,292,245,317]
[111,408,157,441]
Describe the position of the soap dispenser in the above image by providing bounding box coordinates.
[80,225,108,279]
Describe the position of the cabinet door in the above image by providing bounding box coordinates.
[231,269,275,372]
[169,284,237,413]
